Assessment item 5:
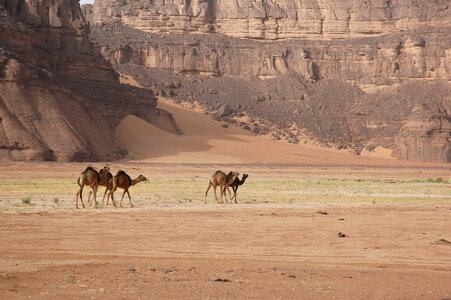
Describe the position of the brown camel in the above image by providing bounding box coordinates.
[75,166,100,209]
[106,170,147,207]
[205,170,239,204]
[223,174,249,203]
[87,166,113,206]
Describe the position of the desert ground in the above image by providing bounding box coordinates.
[1,97,450,299]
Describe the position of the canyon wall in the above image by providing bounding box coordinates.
[0,0,179,161]
[86,0,450,162]
[92,0,450,40]
[91,25,450,88]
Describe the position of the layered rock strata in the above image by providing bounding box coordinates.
[85,0,451,162]
[92,0,450,40]
[0,0,180,161]
[89,23,450,161]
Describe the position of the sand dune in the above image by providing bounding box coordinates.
[113,95,445,167]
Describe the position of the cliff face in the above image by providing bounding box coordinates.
[0,0,179,161]
[92,0,450,39]
[394,99,451,162]
[87,0,451,162]
[91,25,450,88]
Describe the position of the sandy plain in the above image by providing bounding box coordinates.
[0,92,450,299]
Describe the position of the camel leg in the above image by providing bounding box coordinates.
[75,190,79,209]
[213,186,222,204]
[233,186,238,203]
[205,181,212,204]
[76,186,85,209]
[75,188,81,209]
[108,188,118,207]
[92,185,99,207]
[221,186,229,204]
[87,191,92,206]
[119,190,127,207]
[126,190,134,207]
[102,187,109,205]
[223,186,230,204]
[108,191,113,207]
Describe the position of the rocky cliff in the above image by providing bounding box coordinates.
[86,0,450,162]
[394,99,451,162]
[0,0,180,161]
[92,0,450,40]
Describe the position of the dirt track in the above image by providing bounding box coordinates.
[1,203,450,299]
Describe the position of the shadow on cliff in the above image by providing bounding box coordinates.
[0,0,184,161]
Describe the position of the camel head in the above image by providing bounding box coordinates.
[137,175,147,182]
[239,174,249,185]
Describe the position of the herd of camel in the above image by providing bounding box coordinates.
[75,166,249,209]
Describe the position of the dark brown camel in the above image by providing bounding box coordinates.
[75,166,100,209]
[223,174,249,203]
[106,170,147,207]
[87,166,113,206]
[205,170,239,204]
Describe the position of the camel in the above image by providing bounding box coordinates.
[75,166,100,209]
[106,170,147,207]
[87,166,113,206]
[223,174,249,203]
[205,170,239,204]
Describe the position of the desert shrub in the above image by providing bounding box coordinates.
[426,177,443,183]
[21,197,32,204]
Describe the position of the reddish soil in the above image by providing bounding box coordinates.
[1,204,450,299]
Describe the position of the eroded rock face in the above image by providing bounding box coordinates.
[0,0,180,161]
[91,0,450,39]
[90,24,450,88]
[81,4,93,24]
[394,100,451,162]
[85,0,451,162]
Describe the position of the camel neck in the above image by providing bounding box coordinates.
[239,177,247,185]
[131,177,143,186]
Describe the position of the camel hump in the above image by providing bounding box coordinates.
[226,171,238,179]
[214,170,222,174]
[83,166,95,173]
[116,170,126,176]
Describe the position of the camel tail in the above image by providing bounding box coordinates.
[77,173,86,187]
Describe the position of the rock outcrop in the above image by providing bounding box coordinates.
[91,0,450,40]
[86,0,451,162]
[0,0,180,161]
[394,100,451,162]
